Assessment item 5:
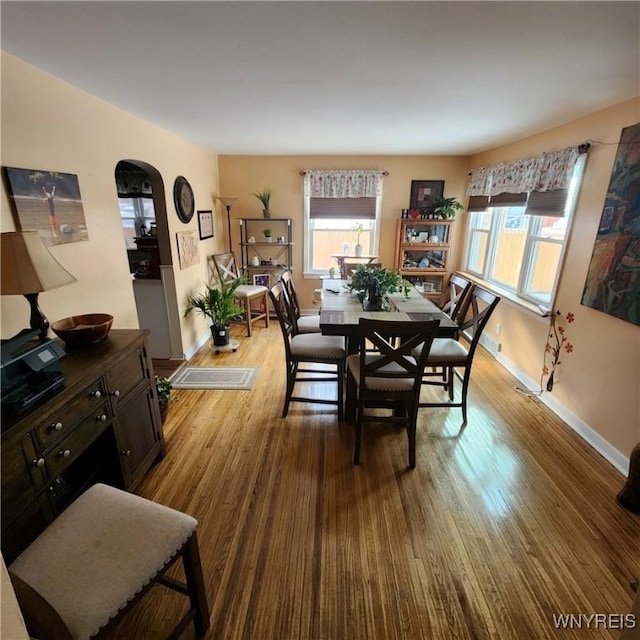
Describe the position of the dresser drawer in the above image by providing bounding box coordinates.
[34,379,107,450]
[108,346,147,401]
[44,404,110,478]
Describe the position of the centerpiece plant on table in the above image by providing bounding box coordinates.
[347,264,404,311]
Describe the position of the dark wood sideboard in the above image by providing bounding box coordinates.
[1,330,166,563]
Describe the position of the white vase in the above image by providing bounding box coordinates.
[355,244,364,257]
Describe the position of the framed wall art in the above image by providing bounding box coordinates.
[253,274,270,288]
[2,166,89,246]
[409,180,444,213]
[176,230,200,270]
[197,209,214,240]
[581,122,640,326]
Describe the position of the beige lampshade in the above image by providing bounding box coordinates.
[213,195,238,208]
[1,231,77,295]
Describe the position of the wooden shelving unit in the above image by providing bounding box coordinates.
[394,219,454,304]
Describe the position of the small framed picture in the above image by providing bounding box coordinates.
[197,209,214,240]
[253,274,270,288]
[409,180,444,212]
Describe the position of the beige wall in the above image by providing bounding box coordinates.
[468,98,640,462]
[218,155,470,306]
[1,53,227,354]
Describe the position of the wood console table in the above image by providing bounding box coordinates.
[1,330,165,563]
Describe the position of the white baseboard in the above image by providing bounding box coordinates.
[494,350,630,477]
[184,331,211,361]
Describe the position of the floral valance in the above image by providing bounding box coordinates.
[467,146,580,197]
[303,170,385,198]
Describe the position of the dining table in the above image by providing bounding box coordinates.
[320,278,458,354]
[320,279,459,422]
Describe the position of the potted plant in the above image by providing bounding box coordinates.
[155,375,176,423]
[252,187,273,218]
[347,264,403,311]
[184,276,244,346]
[432,196,464,219]
[263,228,273,243]
[353,223,364,257]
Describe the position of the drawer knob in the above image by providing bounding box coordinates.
[49,421,63,432]
[121,449,132,457]
[97,414,108,422]
[110,389,120,398]
[32,458,46,469]
[90,390,102,398]
[59,449,71,459]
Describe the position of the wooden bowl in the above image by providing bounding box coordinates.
[51,313,113,346]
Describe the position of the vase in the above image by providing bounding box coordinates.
[355,244,364,257]
[262,208,271,219]
[362,292,382,311]
[211,325,230,346]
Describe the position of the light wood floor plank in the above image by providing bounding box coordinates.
[111,323,639,639]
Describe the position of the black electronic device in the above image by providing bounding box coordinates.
[1,328,66,416]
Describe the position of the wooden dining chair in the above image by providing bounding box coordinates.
[279,269,320,334]
[269,282,345,420]
[441,273,473,325]
[9,483,209,640]
[209,253,269,337]
[418,286,500,428]
[347,318,440,469]
[340,259,381,280]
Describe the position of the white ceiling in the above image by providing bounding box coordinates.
[1,1,639,156]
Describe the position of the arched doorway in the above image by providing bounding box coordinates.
[114,160,183,360]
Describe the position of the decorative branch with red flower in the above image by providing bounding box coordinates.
[543,310,574,391]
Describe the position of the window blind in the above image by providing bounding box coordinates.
[525,189,568,217]
[309,197,376,219]
[488,192,528,208]
[467,195,490,212]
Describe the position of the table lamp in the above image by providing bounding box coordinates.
[1,231,77,340]
[213,195,238,253]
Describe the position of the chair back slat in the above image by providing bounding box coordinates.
[456,286,500,354]
[269,282,295,346]
[442,273,473,324]
[211,253,240,285]
[358,319,440,392]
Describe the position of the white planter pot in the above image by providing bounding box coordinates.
[355,244,364,257]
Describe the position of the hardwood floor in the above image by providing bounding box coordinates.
[114,323,639,639]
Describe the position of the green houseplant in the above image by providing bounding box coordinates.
[432,196,464,219]
[353,223,364,257]
[184,276,244,346]
[263,228,272,243]
[347,264,403,311]
[252,187,273,218]
[155,376,176,422]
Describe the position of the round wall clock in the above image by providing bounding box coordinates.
[173,176,195,223]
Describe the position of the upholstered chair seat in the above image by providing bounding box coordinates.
[9,483,209,640]
[290,333,345,359]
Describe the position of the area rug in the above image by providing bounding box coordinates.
[169,367,259,390]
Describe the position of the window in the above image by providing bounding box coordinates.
[118,197,156,249]
[302,170,385,276]
[304,198,380,274]
[463,155,585,306]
